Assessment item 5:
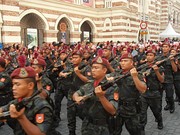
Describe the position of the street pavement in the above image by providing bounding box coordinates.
[1,94,180,135]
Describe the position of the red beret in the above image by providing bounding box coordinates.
[92,56,110,68]
[146,49,156,55]
[60,49,67,54]
[11,66,36,79]
[120,53,133,61]
[31,58,46,67]
[102,45,112,51]
[72,50,83,57]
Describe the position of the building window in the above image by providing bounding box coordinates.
[105,0,112,8]
[74,0,83,5]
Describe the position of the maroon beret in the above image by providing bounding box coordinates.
[92,56,110,68]
[72,50,83,57]
[11,66,36,79]
[146,49,156,55]
[120,53,133,61]
[31,58,46,67]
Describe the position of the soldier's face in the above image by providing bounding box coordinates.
[60,53,67,61]
[162,45,170,53]
[71,55,82,65]
[32,65,43,73]
[146,53,155,62]
[103,49,111,58]
[120,59,133,70]
[91,64,107,79]
[12,79,34,99]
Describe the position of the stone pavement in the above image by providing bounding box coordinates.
[1,96,180,135]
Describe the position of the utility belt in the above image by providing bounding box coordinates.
[87,117,108,126]
[119,100,136,106]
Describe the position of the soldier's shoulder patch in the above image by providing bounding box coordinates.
[36,114,44,124]
[46,85,51,91]
[113,92,119,101]
[0,78,5,82]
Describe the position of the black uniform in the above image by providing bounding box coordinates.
[67,64,91,135]
[140,64,164,132]
[76,79,118,135]
[114,71,145,135]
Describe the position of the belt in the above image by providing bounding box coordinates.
[119,100,136,106]
[88,117,107,126]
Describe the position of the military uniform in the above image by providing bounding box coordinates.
[5,63,15,75]
[67,63,91,135]
[140,64,164,131]
[174,61,180,104]
[0,71,13,106]
[54,60,73,124]
[1,95,53,135]
[158,53,175,113]
[41,74,54,96]
[113,71,144,135]
[76,79,118,135]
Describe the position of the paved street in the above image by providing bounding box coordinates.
[1,95,180,135]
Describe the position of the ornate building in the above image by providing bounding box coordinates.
[0,0,180,47]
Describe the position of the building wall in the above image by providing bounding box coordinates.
[0,0,180,45]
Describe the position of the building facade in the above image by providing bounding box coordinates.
[0,0,180,47]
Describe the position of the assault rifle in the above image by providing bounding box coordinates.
[0,89,42,120]
[68,53,180,108]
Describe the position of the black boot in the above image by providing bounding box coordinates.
[169,98,175,113]
[164,98,170,111]
[174,96,179,102]
[0,122,4,127]
[157,121,163,129]
[69,131,76,135]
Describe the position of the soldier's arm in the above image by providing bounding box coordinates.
[74,66,89,83]
[170,59,177,72]
[152,65,164,83]
[130,68,147,93]
[95,86,116,115]
[10,104,52,135]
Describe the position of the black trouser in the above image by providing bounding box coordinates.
[140,96,162,129]
[174,80,180,100]
[54,85,69,119]
[81,118,109,135]
[113,114,141,135]
[162,83,175,108]
[67,100,85,133]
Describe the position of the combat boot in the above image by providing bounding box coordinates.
[0,122,4,127]
[169,99,175,113]
[69,131,76,135]
[157,121,163,130]
[164,98,169,110]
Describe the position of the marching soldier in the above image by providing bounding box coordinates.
[54,49,73,126]
[114,53,147,135]
[73,56,118,135]
[0,57,13,127]
[31,57,54,98]
[0,60,53,135]
[67,50,91,135]
[140,50,164,134]
[157,41,177,113]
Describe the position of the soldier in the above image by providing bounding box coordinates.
[102,45,119,72]
[67,50,91,135]
[171,49,180,105]
[0,57,13,127]
[72,56,118,135]
[54,49,73,126]
[114,53,147,135]
[31,57,54,98]
[4,55,15,75]
[140,50,164,134]
[0,61,53,135]
[157,41,177,113]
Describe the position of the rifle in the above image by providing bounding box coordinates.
[0,89,42,120]
[68,53,180,108]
